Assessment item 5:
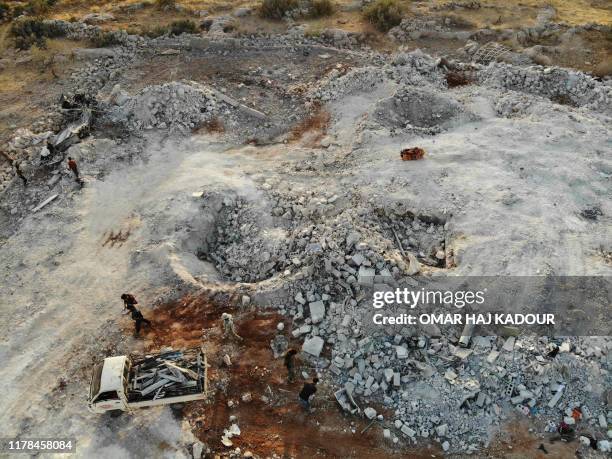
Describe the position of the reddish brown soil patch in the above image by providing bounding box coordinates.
[289,106,331,146]
[483,418,579,458]
[445,70,474,88]
[142,292,436,457]
[194,117,225,134]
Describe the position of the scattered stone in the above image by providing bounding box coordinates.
[309,301,325,324]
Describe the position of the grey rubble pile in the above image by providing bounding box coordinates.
[479,64,612,113]
[313,49,612,115]
[106,82,219,132]
[203,190,612,452]
[200,189,446,284]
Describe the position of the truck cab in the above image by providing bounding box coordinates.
[88,356,131,413]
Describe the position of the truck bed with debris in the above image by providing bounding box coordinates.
[127,348,207,404]
[88,348,208,413]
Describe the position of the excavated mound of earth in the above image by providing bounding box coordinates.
[196,190,450,284]
[374,87,470,130]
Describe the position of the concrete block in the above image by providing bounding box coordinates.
[358,266,375,286]
[309,301,325,324]
[396,346,408,359]
[302,336,324,357]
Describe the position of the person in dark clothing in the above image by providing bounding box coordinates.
[298,378,318,412]
[121,293,138,310]
[67,157,79,179]
[14,161,27,186]
[284,349,298,383]
[126,304,152,336]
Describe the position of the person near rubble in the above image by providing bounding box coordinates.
[284,349,298,383]
[13,160,27,186]
[298,377,318,412]
[67,157,80,180]
[121,293,138,311]
[221,312,243,341]
[125,304,152,337]
[557,420,575,440]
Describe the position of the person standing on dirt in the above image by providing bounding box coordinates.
[284,349,298,383]
[221,312,243,341]
[298,377,318,412]
[13,160,27,186]
[125,304,152,337]
[67,157,79,180]
[121,293,138,311]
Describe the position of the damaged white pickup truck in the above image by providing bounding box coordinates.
[88,347,208,414]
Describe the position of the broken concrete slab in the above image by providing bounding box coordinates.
[396,346,408,359]
[401,425,416,437]
[486,350,500,363]
[548,385,564,408]
[302,336,324,357]
[502,337,516,352]
[357,266,375,286]
[309,301,325,324]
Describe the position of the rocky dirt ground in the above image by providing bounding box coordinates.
[0,1,611,458]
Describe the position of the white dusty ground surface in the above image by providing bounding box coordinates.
[1,40,611,458]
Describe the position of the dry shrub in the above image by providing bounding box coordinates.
[259,0,298,20]
[169,19,198,35]
[309,0,335,18]
[363,0,404,32]
[26,0,52,16]
[10,17,65,49]
[155,0,176,10]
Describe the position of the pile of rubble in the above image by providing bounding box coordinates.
[373,86,472,135]
[200,184,612,452]
[105,82,219,133]
[129,348,204,402]
[200,189,445,285]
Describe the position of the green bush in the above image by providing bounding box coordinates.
[12,5,25,18]
[89,31,123,47]
[363,0,403,32]
[309,0,335,18]
[155,0,176,10]
[141,24,170,38]
[10,17,66,49]
[169,19,197,35]
[0,2,11,22]
[25,0,52,16]
[259,0,298,20]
